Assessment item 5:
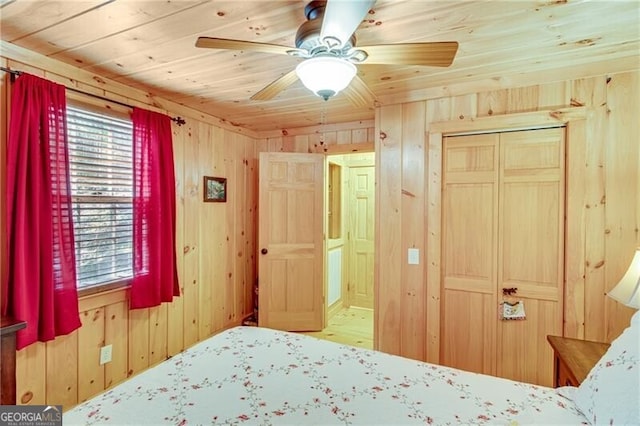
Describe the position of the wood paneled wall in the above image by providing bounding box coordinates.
[2,43,638,407]
[0,54,257,408]
[256,121,375,154]
[376,71,639,361]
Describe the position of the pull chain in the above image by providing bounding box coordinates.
[319,105,327,147]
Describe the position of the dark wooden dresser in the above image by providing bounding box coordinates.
[1,317,27,405]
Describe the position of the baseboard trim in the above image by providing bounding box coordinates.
[327,299,344,320]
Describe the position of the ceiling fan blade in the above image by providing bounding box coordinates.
[251,69,299,101]
[360,42,459,67]
[320,0,376,48]
[342,74,377,109]
[196,37,292,56]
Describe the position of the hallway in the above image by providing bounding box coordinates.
[299,307,373,350]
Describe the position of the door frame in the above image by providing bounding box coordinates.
[425,107,589,364]
[321,147,376,331]
[326,156,347,321]
[325,153,376,314]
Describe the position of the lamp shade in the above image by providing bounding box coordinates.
[295,57,356,100]
[607,248,640,309]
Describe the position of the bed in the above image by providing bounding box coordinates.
[64,312,639,425]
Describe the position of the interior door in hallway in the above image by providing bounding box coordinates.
[258,152,324,331]
[348,165,375,309]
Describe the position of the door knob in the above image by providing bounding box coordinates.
[261,248,268,255]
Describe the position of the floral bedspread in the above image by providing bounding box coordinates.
[64,326,587,425]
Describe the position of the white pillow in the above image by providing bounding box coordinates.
[574,310,640,425]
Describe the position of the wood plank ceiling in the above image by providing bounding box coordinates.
[1,0,638,132]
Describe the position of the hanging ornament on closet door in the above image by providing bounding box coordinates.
[499,287,526,320]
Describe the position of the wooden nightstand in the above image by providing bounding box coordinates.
[1,317,27,405]
[547,335,610,387]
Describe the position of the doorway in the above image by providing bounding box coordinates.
[303,152,375,349]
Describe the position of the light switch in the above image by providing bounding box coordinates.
[100,344,113,365]
[408,248,419,265]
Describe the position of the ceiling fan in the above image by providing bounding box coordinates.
[195,0,458,106]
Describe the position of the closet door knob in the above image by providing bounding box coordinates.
[261,248,268,255]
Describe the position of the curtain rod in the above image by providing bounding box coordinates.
[1,66,186,126]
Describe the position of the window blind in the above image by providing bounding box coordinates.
[67,106,133,288]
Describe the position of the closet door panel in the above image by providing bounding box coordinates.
[442,290,496,375]
[441,134,499,375]
[498,299,559,387]
[443,182,495,293]
[497,128,565,387]
[501,180,562,300]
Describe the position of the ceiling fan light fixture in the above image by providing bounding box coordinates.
[295,56,356,100]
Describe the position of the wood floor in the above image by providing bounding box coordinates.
[299,307,373,350]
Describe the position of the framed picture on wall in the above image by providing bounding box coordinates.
[203,176,227,202]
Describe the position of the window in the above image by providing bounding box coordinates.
[67,105,133,289]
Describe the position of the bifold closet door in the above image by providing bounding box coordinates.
[441,128,565,386]
[441,133,499,375]
[496,128,565,387]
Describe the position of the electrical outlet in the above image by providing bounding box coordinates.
[100,344,112,365]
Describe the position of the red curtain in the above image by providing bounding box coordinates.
[3,74,81,349]
[131,108,179,309]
